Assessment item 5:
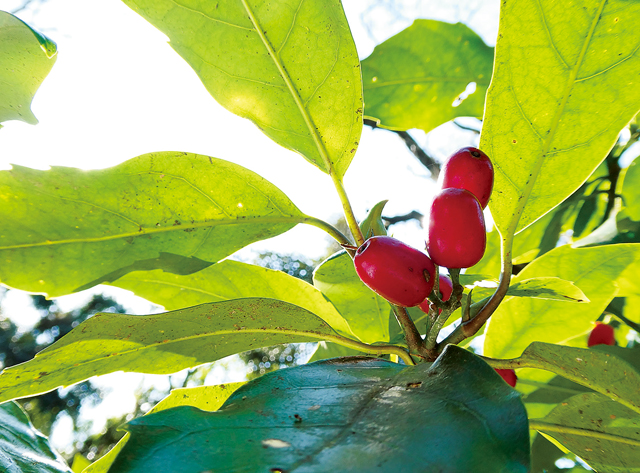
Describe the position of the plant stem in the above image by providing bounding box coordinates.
[325,333,415,366]
[302,216,353,246]
[528,419,640,447]
[332,177,365,246]
[610,310,640,332]
[392,305,428,359]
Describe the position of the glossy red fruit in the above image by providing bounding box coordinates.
[418,274,453,314]
[427,188,486,269]
[440,147,493,208]
[587,323,615,347]
[495,369,517,387]
[354,236,436,307]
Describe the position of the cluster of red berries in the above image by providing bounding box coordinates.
[353,147,493,308]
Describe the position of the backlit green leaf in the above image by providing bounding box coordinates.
[484,244,640,359]
[109,259,354,337]
[620,157,640,221]
[532,393,640,472]
[313,250,391,344]
[508,277,589,302]
[0,12,57,126]
[482,0,640,233]
[0,401,71,473]
[362,20,493,133]
[512,342,640,414]
[122,0,362,177]
[0,299,339,403]
[109,346,530,473]
[0,152,305,297]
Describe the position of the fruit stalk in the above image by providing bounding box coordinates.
[392,305,428,359]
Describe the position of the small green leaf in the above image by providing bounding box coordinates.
[85,383,244,473]
[0,12,57,126]
[0,401,72,473]
[514,342,640,414]
[508,277,589,302]
[109,259,354,337]
[109,346,529,473]
[359,200,388,238]
[531,393,640,472]
[361,20,493,133]
[0,152,305,297]
[484,244,640,359]
[482,0,640,233]
[0,299,339,403]
[572,196,598,238]
[313,250,391,344]
[122,0,362,177]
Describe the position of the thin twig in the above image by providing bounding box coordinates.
[364,119,440,179]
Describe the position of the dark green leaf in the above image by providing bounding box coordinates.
[0,12,57,126]
[0,299,339,403]
[85,383,244,473]
[313,250,391,344]
[572,196,598,238]
[109,259,354,337]
[109,346,530,473]
[362,20,493,133]
[122,0,362,177]
[0,401,71,473]
[0,153,305,297]
[482,0,640,233]
[532,393,640,473]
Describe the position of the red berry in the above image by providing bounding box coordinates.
[588,323,615,347]
[418,274,453,314]
[440,147,494,208]
[495,369,517,387]
[354,236,436,307]
[427,188,486,269]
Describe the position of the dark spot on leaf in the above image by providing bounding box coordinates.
[406,382,422,388]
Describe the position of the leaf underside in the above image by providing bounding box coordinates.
[109,346,530,473]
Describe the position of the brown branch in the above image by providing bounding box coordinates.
[382,210,424,227]
[364,119,440,179]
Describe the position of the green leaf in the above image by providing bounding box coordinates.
[484,244,640,359]
[122,0,362,177]
[313,250,391,344]
[531,393,640,472]
[508,277,589,302]
[85,383,244,473]
[0,152,305,297]
[361,20,493,133]
[620,157,640,221]
[109,259,354,337]
[481,0,640,233]
[572,196,598,238]
[0,401,72,473]
[512,342,640,414]
[0,12,57,127]
[307,341,366,363]
[359,199,388,238]
[110,346,530,473]
[0,298,340,403]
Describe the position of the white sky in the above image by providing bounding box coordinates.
[1,0,500,454]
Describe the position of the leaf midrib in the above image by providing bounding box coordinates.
[239,0,336,175]
[506,0,609,235]
[0,325,339,402]
[0,215,304,251]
